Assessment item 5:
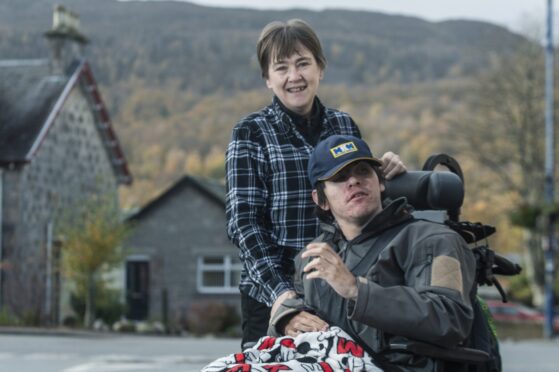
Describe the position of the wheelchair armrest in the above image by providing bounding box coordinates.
[385,340,490,364]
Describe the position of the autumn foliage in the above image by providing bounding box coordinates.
[60,194,131,327]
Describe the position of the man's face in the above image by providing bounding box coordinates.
[315,161,385,227]
[265,43,323,116]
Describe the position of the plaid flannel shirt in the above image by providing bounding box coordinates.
[225,97,361,306]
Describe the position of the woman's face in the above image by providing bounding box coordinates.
[265,43,324,116]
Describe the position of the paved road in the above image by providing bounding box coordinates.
[0,332,236,372]
[0,331,558,371]
[499,338,559,371]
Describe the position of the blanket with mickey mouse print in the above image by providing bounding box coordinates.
[202,326,383,372]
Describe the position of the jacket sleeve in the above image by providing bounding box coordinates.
[267,254,307,336]
[267,297,307,337]
[225,123,294,306]
[347,231,475,346]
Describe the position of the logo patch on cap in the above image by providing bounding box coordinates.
[330,142,357,158]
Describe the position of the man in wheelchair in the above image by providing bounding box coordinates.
[204,135,516,371]
[267,134,477,371]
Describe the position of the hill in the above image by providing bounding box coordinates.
[0,0,531,236]
[0,0,527,91]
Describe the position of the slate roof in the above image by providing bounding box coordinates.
[0,58,132,185]
[127,175,226,221]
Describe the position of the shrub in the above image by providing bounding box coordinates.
[0,308,20,326]
[507,272,534,306]
[183,300,240,336]
[70,286,125,326]
[20,309,41,326]
[62,315,79,328]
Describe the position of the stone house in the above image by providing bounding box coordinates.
[0,6,131,323]
[124,175,241,329]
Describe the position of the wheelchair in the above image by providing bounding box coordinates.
[380,153,522,372]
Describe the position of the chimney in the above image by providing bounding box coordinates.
[44,5,89,75]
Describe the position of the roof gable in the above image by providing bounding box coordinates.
[128,175,225,221]
[0,58,132,184]
[0,60,62,161]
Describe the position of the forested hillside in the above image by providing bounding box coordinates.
[0,0,539,253]
[0,0,526,90]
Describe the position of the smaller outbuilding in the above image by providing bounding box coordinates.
[124,175,241,331]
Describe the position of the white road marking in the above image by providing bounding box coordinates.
[62,354,216,372]
[24,353,77,360]
[64,361,154,372]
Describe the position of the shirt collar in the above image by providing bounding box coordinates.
[272,96,324,126]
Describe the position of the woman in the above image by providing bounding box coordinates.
[225,19,406,349]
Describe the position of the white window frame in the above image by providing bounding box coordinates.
[196,255,242,294]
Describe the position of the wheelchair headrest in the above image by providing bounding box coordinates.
[383,171,464,211]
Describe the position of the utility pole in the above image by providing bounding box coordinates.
[544,0,556,340]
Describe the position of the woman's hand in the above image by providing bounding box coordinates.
[380,151,407,180]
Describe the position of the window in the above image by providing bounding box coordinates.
[197,255,242,294]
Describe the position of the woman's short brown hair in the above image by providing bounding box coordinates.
[256,19,327,79]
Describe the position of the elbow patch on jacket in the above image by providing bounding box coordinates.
[430,256,463,294]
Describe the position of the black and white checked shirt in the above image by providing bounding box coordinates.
[225,97,361,306]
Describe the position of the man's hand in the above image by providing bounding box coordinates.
[302,242,358,300]
[283,311,329,337]
[380,151,407,180]
[271,290,297,318]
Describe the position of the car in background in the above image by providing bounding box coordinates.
[485,300,542,322]
[485,299,559,331]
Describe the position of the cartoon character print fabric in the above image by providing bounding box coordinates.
[202,326,382,372]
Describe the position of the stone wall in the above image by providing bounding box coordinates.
[2,84,119,321]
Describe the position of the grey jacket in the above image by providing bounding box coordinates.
[268,198,476,368]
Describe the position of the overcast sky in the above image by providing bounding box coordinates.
[184,0,549,32]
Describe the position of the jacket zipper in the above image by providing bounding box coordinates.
[415,253,433,287]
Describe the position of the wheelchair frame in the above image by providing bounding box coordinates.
[380,153,522,371]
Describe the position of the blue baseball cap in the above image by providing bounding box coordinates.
[308,135,382,187]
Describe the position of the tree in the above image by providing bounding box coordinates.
[59,194,131,327]
[454,38,556,306]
